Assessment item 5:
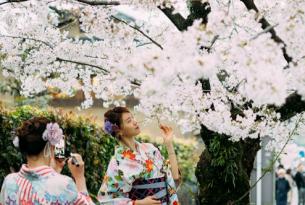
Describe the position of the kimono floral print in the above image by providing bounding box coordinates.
[98,141,179,205]
[0,165,92,205]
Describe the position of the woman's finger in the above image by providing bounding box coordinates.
[160,125,169,132]
[160,124,165,130]
[67,157,73,166]
[71,153,84,165]
[165,126,170,133]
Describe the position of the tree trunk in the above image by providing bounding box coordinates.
[195,125,260,205]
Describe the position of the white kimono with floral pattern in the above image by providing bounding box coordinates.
[98,141,180,205]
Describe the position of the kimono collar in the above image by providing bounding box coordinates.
[19,164,55,179]
[117,140,140,153]
[115,140,154,161]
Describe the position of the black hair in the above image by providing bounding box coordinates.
[16,117,50,156]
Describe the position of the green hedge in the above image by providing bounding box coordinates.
[0,104,196,198]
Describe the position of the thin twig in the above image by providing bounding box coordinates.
[250,23,279,40]
[232,115,303,204]
[76,0,120,5]
[136,42,154,47]
[0,0,27,6]
[111,15,163,50]
[56,57,109,74]
[0,34,54,48]
[56,57,142,87]
[208,35,219,52]
[200,35,219,52]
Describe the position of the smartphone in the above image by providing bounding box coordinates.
[54,137,65,159]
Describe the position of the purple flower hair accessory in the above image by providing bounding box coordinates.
[42,123,64,145]
[104,120,119,136]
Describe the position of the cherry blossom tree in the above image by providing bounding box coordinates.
[1,0,305,204]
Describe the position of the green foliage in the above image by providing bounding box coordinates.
[0,79,22,96]
[0,104,197,198]
[208,135,240,186]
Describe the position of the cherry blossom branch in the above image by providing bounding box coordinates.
[201,35,219,52]
[55,57,142,87]
[0,34,54,48]
[110,15,163,50]
[232,114,303,204]
[277,93,305,121]
[55,57,110,74]
[130,80,141,87]
[250,23,279,40]
[0,0,27,6]
[1,35,140,87]
[234,2,305,122]
[75,0,120,6]
[239,0,293,64]
[159,1,211,31]
[158,5,189,31]
[136,42,154,47]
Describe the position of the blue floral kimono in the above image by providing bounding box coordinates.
[0,164,93,205]
[98,141,180,205]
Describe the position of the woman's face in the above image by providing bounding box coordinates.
[120,112,141,138]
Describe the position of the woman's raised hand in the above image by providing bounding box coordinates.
[68,153,85,180]
[160,124,174,146]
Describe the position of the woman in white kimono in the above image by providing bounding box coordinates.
[98,107,181,205]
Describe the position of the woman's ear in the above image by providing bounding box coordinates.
[117,131,123,138]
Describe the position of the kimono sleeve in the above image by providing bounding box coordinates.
[0,177,7,205]
[97,158,133,205]
[150,143,182,188]
[64,177,94,205]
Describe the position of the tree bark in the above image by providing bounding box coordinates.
[195,125,260,205]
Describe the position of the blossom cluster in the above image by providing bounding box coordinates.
[1,0,305,149]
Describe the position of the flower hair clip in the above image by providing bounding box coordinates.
[11,130,19,148]
[104,120,119,136]
[42,123,64,145]
[13,136,19,148]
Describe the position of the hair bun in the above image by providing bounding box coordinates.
[16,117,51,156]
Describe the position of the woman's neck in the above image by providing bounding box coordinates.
[121,137,137,151]
[27,154,50,169]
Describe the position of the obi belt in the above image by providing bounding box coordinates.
[129,176,169,203]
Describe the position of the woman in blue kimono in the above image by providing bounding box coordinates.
[0,117,93,205]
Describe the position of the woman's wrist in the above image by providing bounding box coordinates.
[74,176,87,192]
[165,141,175,152]
[73,174,86,182]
